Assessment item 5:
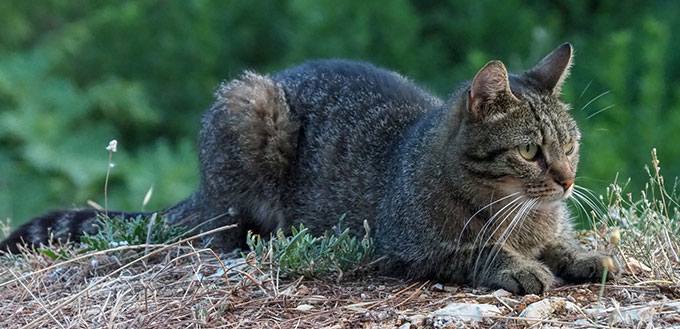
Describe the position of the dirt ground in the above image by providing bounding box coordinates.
[1,241,679,329]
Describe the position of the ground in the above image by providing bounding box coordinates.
[1,236,679,329]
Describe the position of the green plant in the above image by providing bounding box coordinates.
[80,213,187,252]
[246,218,374,279]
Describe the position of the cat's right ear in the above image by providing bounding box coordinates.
[467,61,520,119]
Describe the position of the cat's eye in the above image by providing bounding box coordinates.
[564,141,575,156]
[518,143,538,160]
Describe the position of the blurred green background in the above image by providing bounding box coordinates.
[1,1,679,228]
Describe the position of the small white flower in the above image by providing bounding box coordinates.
[106,139,118,152]
[109,163,116,168]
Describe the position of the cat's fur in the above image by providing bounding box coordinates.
[1,43,617,294]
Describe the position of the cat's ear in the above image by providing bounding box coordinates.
[526,43,573,95]
[468,60,520,118]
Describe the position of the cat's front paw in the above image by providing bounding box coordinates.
[562,253,619,283]
[490,263,553,295]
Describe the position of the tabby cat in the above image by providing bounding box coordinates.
[1,43,617,294]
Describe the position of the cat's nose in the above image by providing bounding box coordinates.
[556,178,574,191]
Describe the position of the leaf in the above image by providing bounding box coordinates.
[38,248,64,260]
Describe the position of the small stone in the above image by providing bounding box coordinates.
[492,289,512,298]
[520,297,580,326]
[398,323,411,329]
[431,283,444,291]
[408,314,426,326]
[295,304,314,311]
[665,301,680,312]
[611,306,656,325]
[430,302,501,322]
[443,285,459,293]
[520,294,541,304]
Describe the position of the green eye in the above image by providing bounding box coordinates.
[518,143,538,160]
[564,141,575,155]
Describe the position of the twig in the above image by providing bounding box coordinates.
[18,224,236,329]
[394,281,429,308]
[365,281,423,310]
[8,269,65,329]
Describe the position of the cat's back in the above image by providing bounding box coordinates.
[273,59,441,119]
[272,60,443,233]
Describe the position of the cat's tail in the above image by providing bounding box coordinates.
[0,209,146,253]
[0,193,201,254]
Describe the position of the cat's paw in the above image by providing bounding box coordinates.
[561,253,619,283]
[492,263,554,295]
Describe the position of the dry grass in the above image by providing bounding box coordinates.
[1,222,678,329]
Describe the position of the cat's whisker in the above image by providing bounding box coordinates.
[479,199,539,281]
[580,90,610,111]
[472,198,531,279]
[515,198,539,234]
[458,192,520,244]
[572,185,606,212]
[471,197,524,252]
[568,192,589,220]
[475,199,529,280]
[571,186,606,218]
[586,104,615,120]
[571,190,605,220]
[481,198,539,275]
[578,80,592,100]
[469,199,525,280]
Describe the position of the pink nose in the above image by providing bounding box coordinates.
[558,178,574,191]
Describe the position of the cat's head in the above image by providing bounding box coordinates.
[458,43,579,204]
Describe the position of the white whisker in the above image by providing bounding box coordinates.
[472,197,524,251]
[578,80,592,100]
[458,192,520,243]
[480,199,539,279]
[472,198,529,279]
[580,90,610,111]
[586,104,615,119]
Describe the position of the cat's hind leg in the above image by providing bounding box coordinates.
[197,72,298,239]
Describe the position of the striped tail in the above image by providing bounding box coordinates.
[0,209,147,253]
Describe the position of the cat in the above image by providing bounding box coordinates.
[1,43,617,294]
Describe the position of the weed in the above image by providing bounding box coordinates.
[583,150,680,284]
[80,213,187,252]
[246,218,374,280]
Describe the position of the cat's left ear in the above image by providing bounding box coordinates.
[526,43,573,96]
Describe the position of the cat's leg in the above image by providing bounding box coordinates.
[197,72,298,246]
[474,247,554,295]
[541,239,618,283]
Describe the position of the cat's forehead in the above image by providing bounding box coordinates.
[505,77,578,142]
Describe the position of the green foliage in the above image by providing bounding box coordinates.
[37,248,68,261]
[246,220,374,279]
[80,214,187,252]
[1,1,680,227]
